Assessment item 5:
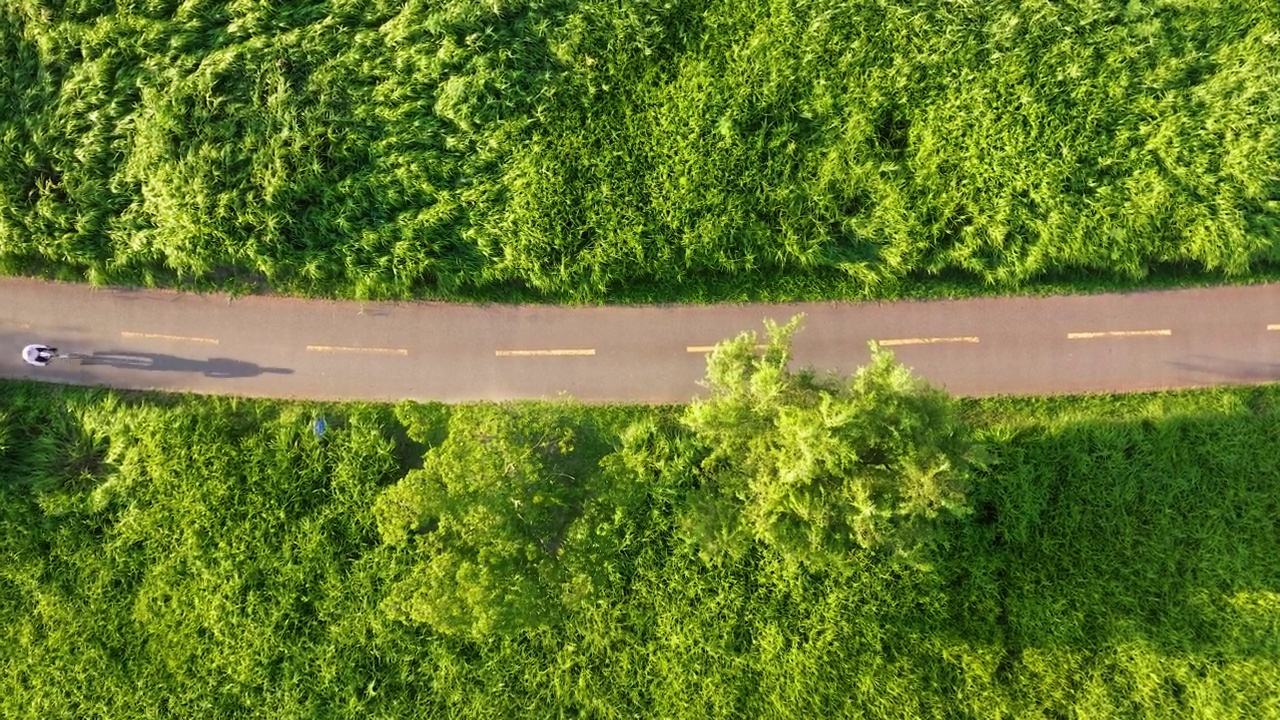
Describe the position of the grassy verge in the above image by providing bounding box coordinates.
[1,381,1277,717]
[2,0,1278,304]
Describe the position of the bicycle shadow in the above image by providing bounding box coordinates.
[81,351,293,378]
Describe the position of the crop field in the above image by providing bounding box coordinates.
[2,378,1278,718]
[2,0,1278,302]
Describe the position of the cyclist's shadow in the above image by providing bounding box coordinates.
[82,352,292,378]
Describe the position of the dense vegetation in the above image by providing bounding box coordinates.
[2,0,1279,302]
[3,343,1279,717]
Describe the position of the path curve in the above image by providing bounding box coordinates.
[1,277,1276,402]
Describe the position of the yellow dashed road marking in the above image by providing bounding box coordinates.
[1067,329,1172,340]
[122,331,219,344]
[685,344,768,353]
[1267,324,1280,331]
[877,336,980,347]
[307,344,408,355]
[495,348,595,357]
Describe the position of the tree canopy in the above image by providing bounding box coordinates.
[680,316,982,569]
[371,320,981,637]
[372,405,576,636]
[373,403,650,637]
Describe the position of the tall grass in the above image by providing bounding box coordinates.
[1,0,1277,302]
[1,381,1278,717]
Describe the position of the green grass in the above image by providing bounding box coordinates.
[1,380,1278,717]
[2,0,1278,303]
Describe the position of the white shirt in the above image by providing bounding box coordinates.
[22,345,51,366]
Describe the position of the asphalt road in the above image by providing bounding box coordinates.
[1,277,1276,403]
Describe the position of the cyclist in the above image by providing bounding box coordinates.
[22,344,58,366]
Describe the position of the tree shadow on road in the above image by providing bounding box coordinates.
[1168,355,1280,382]
[81,351,293,378]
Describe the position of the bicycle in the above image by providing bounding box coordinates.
[21,345,90,367]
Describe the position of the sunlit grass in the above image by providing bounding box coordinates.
[1,0,1277,303]
[1,381,1278,717]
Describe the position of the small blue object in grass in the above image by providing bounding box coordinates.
[312,417,327,438]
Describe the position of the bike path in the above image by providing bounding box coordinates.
[2,277,1277,403]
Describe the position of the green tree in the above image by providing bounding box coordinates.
[681,316,981,569]
[373,404,598,638]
